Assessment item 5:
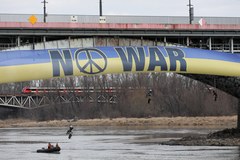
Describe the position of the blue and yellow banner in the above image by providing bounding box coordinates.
[0,46,240,83]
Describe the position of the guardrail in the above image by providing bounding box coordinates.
[0,14,240,24]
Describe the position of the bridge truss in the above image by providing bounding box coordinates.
[0,93,117,110]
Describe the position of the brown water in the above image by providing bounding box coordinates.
[0,127,239,160]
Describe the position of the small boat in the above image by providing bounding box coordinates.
[37,147,61,153]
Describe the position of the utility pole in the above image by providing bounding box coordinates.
[187,0,194,24]
[99,0,103,16]
[42,0,48,23]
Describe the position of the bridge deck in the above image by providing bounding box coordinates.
[1,15,240,52]
[1,22,240,30]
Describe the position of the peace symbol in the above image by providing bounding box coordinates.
[75,48,107,74]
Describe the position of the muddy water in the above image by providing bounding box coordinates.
[0,127,239,160]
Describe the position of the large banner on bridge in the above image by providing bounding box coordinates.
[0,46,240,83]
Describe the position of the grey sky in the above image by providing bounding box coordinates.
[0,0,239,17]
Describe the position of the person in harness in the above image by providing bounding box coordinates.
[66,125,74,139]
[146,89,153,104]
[208,87,218,101]
[212,90,218,101]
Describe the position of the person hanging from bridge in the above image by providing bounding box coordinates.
[212,90,218,101]
[66,125,74,139]
[146,89,153,104]
[207,87,218,101]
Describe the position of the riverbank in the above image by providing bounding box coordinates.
[0,116,237,128]
[161,128,240,146]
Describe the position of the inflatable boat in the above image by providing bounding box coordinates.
[37,147,61,153]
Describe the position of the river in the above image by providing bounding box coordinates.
[0,127,239,160]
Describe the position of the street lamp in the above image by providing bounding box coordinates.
[99,0,106,23]
[187,0,194,24]
[41,0,48,23]
[99,0,103,16]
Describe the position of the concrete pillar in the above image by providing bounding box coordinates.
[186,37,190,46]
[208,37,212,50]
[93,37,96,47]
[164,37,167,46]
[117,37,120,46]
[155,38,158,46]
[105,38,108,46]
[68,36,71,48]
[43,36,46,49]
[16,36,21,47]
[32,37,35,50]
[230,38,234,53]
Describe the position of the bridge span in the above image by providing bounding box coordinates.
[0,88,118,110]
[0,14,240,53]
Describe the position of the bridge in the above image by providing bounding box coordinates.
[0,88,119,110]
[1,14,240,127]
[0,14,240,53]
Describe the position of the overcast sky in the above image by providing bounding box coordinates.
[0,0,239,17]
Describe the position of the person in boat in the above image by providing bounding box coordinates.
[66,125,74,139]
[37,143,60,153]
[48,142,53,149]
[55,143,61,150]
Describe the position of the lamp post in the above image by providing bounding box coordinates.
[187,0,194,24]
[42,0,48,23]
[99,0,103,16]
[99,0,106,23]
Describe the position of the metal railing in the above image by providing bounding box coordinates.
[0,14,240,24]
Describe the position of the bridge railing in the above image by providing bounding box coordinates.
[0,14,240,24]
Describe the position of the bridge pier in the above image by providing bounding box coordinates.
[230,38,234,53]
